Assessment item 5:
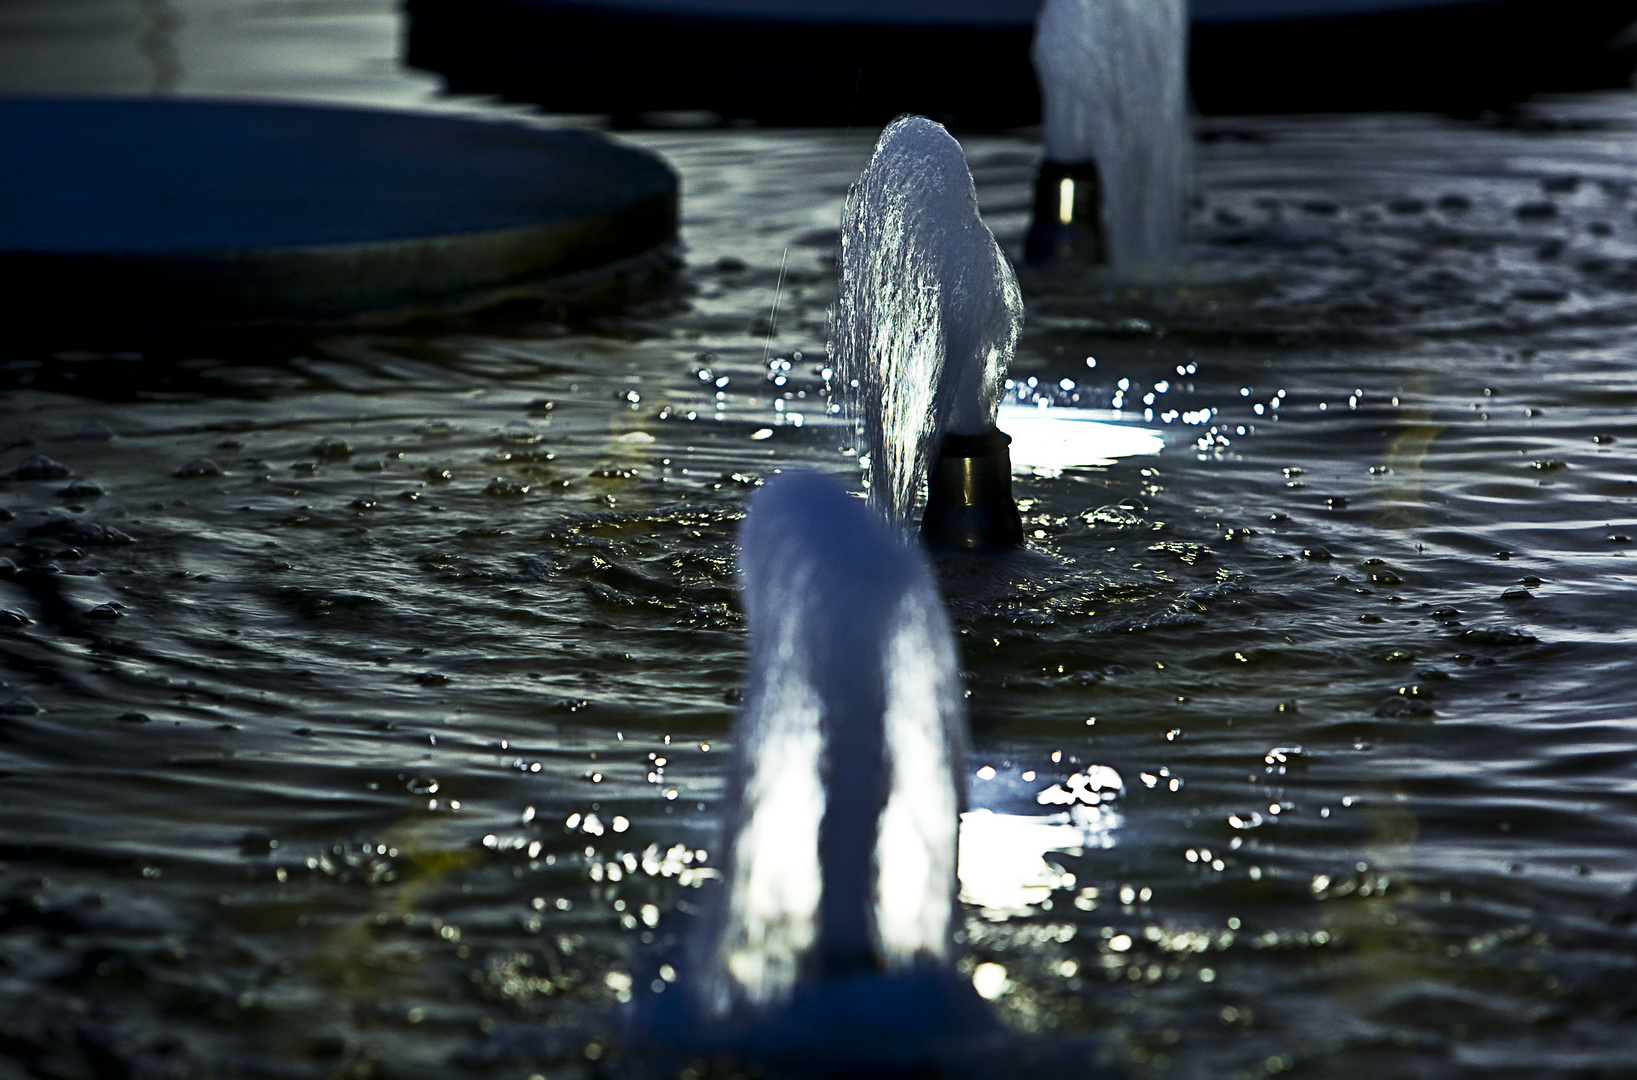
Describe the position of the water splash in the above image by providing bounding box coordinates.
[1032,0,1191,270]
[832,116,1025,525]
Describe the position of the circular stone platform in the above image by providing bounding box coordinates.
[0,98,678,328]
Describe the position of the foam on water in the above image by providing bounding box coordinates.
[1033,0,1191,270]
[832,116,1024,525]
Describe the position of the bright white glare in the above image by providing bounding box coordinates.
[997,403,1164,475]
[874,596,959,966]
[1035,765,1124,806]
[972,961,1009,1000]
[718,609,826,1010]
[957,804,1119,916]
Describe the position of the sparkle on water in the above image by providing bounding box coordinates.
[4,4,1637,1079]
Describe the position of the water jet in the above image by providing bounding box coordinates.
[831,116,1026,553]
[1027,0,1190,272]
[632,470,999,1074]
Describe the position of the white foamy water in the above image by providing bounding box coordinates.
[1033,0,1191,270]
[832,116,1025,524]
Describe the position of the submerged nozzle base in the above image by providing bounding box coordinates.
[1024,159,1105,266]
[920,428,1024,553]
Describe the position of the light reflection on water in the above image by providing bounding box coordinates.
[3,4,1637,1079]
[998,401,1166,474]
[959,806,1121,917]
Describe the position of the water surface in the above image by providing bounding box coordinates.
[3,6,1637,1078]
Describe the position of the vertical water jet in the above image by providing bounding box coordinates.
[636,471,994,1072]
[1027,0,1190,271]
[832,116,1026,552]
[704,471,965,1008]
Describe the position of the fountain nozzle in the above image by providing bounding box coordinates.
[1024,159,1105,266]
[920,428,1025,552]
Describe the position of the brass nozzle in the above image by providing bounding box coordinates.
[920,428,1024,553]
[1024,159,1105,266]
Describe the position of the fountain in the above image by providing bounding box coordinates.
[831,115,1026,552]
[633,470,998,1073]
[1025,0,1190,271]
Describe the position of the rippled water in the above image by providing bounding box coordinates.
[5,7,1637,1080]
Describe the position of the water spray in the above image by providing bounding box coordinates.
[832,115,1026,553]
[628,471,1003,1072]
[1027,0,1190,271]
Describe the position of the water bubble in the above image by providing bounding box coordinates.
[56,480,103,499]
[310,439,352,460]
[174,458,222,479]
[13,456,70,480]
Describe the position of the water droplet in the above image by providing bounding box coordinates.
[174,458,222,479]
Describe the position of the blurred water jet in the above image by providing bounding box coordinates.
[1028,0,1191,272]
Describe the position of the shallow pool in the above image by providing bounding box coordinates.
[3,7,1637,1079]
